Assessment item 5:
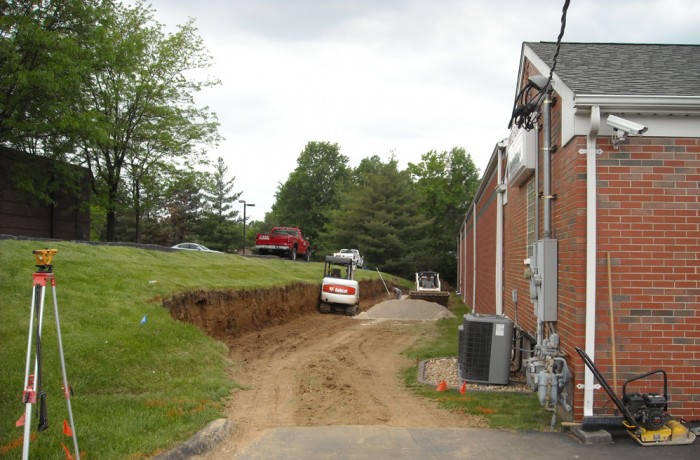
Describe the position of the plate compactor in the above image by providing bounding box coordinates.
[575,346,696,446]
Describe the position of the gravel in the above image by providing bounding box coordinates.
[356,298,456,321]
[422,357,532,393]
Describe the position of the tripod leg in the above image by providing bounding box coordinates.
[50,279,81,459]
[36,283,49,432]
[21,283,43,460]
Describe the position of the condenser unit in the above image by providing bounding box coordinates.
[458,314,514,385]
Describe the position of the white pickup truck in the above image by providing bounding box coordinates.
[332,248,364,268]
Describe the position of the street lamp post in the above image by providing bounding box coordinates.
[239,200,255,255]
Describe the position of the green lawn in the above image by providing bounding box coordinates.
[0,240,379,459]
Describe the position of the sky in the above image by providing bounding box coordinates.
[132,0,700,218]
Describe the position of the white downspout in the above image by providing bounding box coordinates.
[581,106,601,417]
[472,202,477,313]
[495,142,507,315]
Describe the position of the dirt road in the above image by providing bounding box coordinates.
[197,310,486,459]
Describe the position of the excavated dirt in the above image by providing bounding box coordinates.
[165,281,488,459]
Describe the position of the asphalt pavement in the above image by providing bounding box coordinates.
[231,425,700,460]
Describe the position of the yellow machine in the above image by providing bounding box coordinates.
[575,347,695,446]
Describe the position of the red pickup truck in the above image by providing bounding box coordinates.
[255,227,311,261]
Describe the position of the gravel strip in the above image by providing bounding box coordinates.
[421,357,532,393]
[356,298,456,321]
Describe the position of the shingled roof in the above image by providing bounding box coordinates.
[525,42,700,97]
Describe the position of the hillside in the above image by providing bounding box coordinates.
[0,240,394,459]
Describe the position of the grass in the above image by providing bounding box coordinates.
[0,240,381,459]
[401,297,553,430]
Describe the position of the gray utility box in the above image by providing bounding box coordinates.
[458,314,514,385]
[536,238,558,322]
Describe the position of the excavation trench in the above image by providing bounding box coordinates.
[163,279,391,340]
[163,279,482,459]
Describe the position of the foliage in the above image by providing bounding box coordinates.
[407,148,480,284]
[270,141,351,240]
[321,157,430,277]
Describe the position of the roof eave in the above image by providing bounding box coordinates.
[573,95,700,115]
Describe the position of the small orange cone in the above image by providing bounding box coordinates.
[436,379,448,392]
[459,382,467,394]
[61,443,75,460]
[16,412,26,427]
[63,419,73,437]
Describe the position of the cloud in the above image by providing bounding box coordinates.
[132,0,700,216]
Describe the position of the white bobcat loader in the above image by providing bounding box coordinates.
[319,255,360,316]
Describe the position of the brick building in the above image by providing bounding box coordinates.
[459,43,700,422]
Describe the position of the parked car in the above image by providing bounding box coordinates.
[332,248,364,268]
[171,243,222,253]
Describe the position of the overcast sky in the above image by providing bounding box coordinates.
[133,0,700,217]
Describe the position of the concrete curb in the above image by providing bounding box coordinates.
[153,418,231,459]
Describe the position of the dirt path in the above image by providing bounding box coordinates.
[196,311,485,459]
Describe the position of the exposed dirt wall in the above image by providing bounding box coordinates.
[164,279,391,340]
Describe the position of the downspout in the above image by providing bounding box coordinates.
[581,106,601,417]
[495,141,507,315]
[472,202,477,313]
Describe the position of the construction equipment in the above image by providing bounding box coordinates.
[319,255,360,316]
[17,250,81,460]
[408,271,449,307]
[575,346,695,446]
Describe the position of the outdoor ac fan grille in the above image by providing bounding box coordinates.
[460,320,494,381]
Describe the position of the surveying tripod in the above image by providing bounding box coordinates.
[17,250,80,460]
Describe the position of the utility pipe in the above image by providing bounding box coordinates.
[582,106,601,416]
[543,91,553,239]
[472,201,477,313]
[495,141,507,315]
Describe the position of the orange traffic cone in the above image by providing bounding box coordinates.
[436,379,448,392]
[459,381,467,394]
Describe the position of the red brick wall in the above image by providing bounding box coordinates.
[462,60,700,420]
[462,166,499,314]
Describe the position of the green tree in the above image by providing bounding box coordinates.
[198,157,242,252]
[407,147,480,283]
[76,1,220,241]
[270,141,350,240]
[322,157,429,277]
[0,0,103,209]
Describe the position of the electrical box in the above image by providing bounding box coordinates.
[507,127,537,186]
[535,238,558,322]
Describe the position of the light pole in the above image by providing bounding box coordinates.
[239,200,255,255]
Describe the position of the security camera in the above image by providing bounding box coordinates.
[606,114,648,136]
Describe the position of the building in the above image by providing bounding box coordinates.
[459,42,700,422]
[0,147,91,240]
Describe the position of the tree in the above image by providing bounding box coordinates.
[198,157,242,252]
[270,141,350,240]
[204,156,241,219]
[75,1,220,241]
[407,147,480,283]
[0,0,98,152]
[322,157,430,277]
[0,0,104,209]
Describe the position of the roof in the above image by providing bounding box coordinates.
[524,42,700,97]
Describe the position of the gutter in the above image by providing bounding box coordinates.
[580,105,601,417]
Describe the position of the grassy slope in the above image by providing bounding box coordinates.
[0,240,381,459]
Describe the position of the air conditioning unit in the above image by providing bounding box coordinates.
[458,314,514,385]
